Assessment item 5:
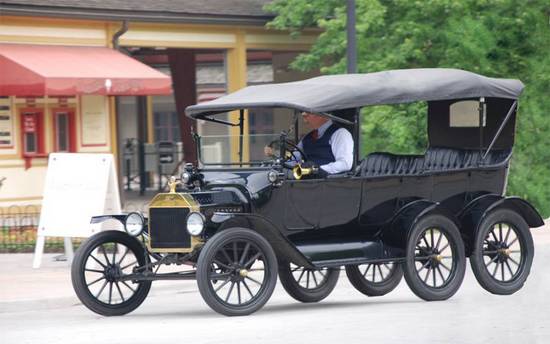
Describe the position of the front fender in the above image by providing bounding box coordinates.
[210,213,313,268]
[90,214,127,225]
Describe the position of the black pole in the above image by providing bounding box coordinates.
[347,0,357,74]
[238,109,244,165]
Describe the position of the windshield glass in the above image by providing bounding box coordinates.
[198,134,286,166]
[195,107,302,167]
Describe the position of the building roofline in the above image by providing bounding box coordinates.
[0,4,275,26]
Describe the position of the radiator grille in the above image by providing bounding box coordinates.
[149,207,191,249]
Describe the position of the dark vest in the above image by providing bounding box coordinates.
[302,123,341,166]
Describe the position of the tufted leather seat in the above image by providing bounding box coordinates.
[357,147,511,177]
[423,147,512,172]
[358,153,424,177]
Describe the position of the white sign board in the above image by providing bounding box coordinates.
[33,153,121,268]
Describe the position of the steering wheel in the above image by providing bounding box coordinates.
[281,138,308,169]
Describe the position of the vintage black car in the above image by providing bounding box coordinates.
[71,68,544,316]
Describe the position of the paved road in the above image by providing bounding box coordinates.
[1,230,549,344]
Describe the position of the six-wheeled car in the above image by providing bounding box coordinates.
[71,68,544,316]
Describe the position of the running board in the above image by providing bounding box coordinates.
[312,257,406,269]
[293,238,404,267]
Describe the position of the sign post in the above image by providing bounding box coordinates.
[33,153,121,268]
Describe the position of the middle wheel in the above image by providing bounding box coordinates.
[403,214,466,301]
[345,262,403,297]
[278,263,340,303]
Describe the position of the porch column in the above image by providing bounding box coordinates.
[226,31,249,162]
[168,49,198,164]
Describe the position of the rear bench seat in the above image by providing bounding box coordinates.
[358,147,512,177]
[423,147,512,172]
[358,153,424,177]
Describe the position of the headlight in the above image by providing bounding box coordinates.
[186,212,205,236]
[267,170,278,183]
[124,212,144,236]
[181,171,191,184]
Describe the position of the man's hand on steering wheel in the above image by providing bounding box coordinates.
[281,139,306,163]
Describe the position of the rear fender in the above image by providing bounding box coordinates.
[211,213,314,268]
[485,197,545,228]
[381,200,459,250]
[458,194,544,256]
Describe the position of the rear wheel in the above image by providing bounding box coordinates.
[71,231,152,316]
[278,263,340,302]
[345,262,403,297]
[196,228,278,316]
[403,215,466,301]
[470,209,534,295]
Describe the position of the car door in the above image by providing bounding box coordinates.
[284,179,322,231]
[319,176,362,229]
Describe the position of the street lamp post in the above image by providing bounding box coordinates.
[346,0,357,74]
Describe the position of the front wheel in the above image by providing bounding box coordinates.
[71,230,152,316]
[279,263,340,302]
[196,228,278,316]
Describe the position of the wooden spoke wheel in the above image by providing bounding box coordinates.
[345,262,403,297]
[196,228,278,316]
[279,263,340,303]
[71,231,151,316]
[470,209,534,295]
[403,215,466,301]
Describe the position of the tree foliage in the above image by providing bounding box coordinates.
[265,0,550,216]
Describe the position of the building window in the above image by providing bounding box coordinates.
[20,109,44,156]
[152,95,180,143]
[53,110,75,152]
[154,111,180,142]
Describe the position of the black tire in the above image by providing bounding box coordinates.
[403,214,466,301]
[196,228,278,316]
[345,262,403,297]
[470,208,534,295]
[278,263,340,302]
[71,230,152,316]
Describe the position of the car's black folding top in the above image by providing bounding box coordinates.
[186,68,524,118]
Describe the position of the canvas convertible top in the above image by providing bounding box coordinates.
[186,68,524,118]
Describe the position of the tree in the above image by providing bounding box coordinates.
[265,0,550,216]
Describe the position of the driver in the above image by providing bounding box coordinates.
[293,112,354,177]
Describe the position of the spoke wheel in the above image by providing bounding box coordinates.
[470,209,533,295]
[196,228,278,316]
[403,214,466,301]
[345,262,403,297]
[71,231,151,316]
[279,263,340,303]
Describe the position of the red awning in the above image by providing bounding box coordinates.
[0,44,172,96]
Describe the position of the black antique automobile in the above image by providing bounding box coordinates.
[71,68,544,316]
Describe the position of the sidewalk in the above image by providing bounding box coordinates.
[1,226,549,314]
[0,253,197,313]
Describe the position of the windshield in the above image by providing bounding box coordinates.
[195,107,303,167]
[197,134,287,167]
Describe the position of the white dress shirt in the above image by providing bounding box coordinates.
[295,120,354,174]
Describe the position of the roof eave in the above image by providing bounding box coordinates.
[0,5,274,26]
